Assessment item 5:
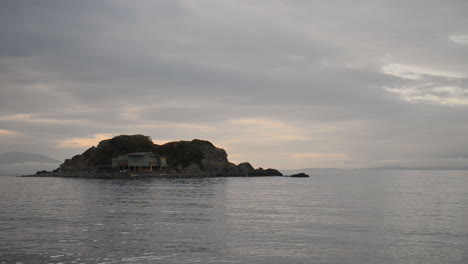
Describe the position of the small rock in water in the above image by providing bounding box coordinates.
[289,172,309,177]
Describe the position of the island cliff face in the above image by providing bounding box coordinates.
[55,135,282,177]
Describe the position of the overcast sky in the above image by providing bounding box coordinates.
[1,0,468,169]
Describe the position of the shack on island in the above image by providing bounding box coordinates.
[112,152,167,172]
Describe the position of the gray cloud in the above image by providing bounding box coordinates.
[1,0,468,169]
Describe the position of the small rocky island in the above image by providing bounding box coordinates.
[26,134,283,178]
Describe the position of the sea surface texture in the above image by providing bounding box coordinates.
[1,170,468,263]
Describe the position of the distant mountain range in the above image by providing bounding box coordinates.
[0,152,60,165]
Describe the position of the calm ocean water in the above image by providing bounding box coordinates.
[1,170,468,264]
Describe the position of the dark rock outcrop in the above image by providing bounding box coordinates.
[289,173,309,177]
[236,162,255,175]
[251,167,283,176]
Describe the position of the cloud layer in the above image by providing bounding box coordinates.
[1,0,468,169]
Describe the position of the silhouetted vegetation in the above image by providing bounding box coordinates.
[87,134,154,166]
[158,140,206,168]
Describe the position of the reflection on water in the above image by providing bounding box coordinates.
[1,171,468,263]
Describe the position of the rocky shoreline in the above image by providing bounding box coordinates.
[21,171,283,178]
